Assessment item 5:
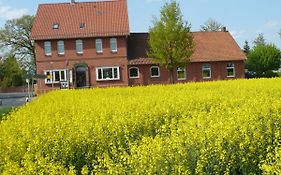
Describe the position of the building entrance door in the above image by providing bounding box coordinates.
[75,66,87,88]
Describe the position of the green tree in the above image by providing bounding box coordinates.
[246,44,281,77]
[279,29,281,39]
[200,18,223,32]
[253,33,266,47]
[0,15,35,74]
[0,54,26,87]
[243,40,250,55]
[148,0,194,83]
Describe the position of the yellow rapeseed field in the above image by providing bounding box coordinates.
[1,78,281,174]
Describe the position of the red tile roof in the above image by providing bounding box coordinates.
[31,0,129,40]
[190,31,247,62]
[128,57,153,65]
[128,31,247,65]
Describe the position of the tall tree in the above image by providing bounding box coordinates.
[243,40,250,55]
[0,54,26,87]
[0,15,35,74]
[200,18,223,32]
[148,0,194,83]
[246,44,281,78]
[253,33,266,47]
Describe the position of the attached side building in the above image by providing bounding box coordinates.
[127,31,246,85]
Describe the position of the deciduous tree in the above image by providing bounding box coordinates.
[148,0,193,83]
[0,54,26,87]
[246,44,281,77]
[200,18,223,32]
[0,15,35,74]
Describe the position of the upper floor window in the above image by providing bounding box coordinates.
[57,40,65,55]
[151,66,160,78]
[110,38,117,52]
[227,63,235,77]
[129,67,139,78]
[202,64,211,79]
[53,23,59,29]
[44,41,51,56]
[76,39,83,54]
[177,66,186,80]
[96,39,103,53]
[80,23,85,29]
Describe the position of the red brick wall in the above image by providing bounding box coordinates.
[35,37,129,92]
[129,60,245,86]
[35,37,127,61]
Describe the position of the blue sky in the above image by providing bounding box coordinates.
[0,0,280,49]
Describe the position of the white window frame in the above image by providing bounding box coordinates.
[44,41,52,56]
[96,66,120,81]
[226,63,235,78]
[110,38,117,52]
[177,66,186,80]
[57,40,65,55]
[202,64,211,79]
[44,69,67,84]
[129,67,139,79]
[96,39,103,53]
[151,66,160,78]
[76,39,83,54]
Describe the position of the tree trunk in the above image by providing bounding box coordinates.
[169,69,174,84]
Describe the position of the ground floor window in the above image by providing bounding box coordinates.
[96,66,120,81]
[129,67,139,78]
[202,64,211,79]
[226,63,235,77]
[151,66,160,77]
[44,69,67,84]
[177,66,186,80]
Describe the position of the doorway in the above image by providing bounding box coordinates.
[75,66,87,88]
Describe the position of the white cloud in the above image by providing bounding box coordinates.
[263,20,280,29]
[0,2,28,20]
[229,30,245,40]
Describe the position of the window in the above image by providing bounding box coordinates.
[202,64,211,79]
[151,66,160,78]
[80,23,85,29]
[53,23,59,29]
[227,63,235,77]
[44,41,52,56]
[76,39,83,54]
[96,39,103,53]
[129,67,139,78]
[110,38,117,52]
[96,67,120,81]
[44,69,67,84]
[57,40,65,55]
[177,67,186,80]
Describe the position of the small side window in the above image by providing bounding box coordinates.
[129,67,139,78]
[151,66,160,78]
[227,63,235,77]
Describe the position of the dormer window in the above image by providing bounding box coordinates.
[80,23,85,29]
[53,23,59,29]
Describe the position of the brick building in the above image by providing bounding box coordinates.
[31,0,246,92]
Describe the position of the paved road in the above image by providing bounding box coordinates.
[0,93,32,109]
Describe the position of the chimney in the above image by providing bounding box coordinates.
[221,26,227,32]
[71,0,75,3]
